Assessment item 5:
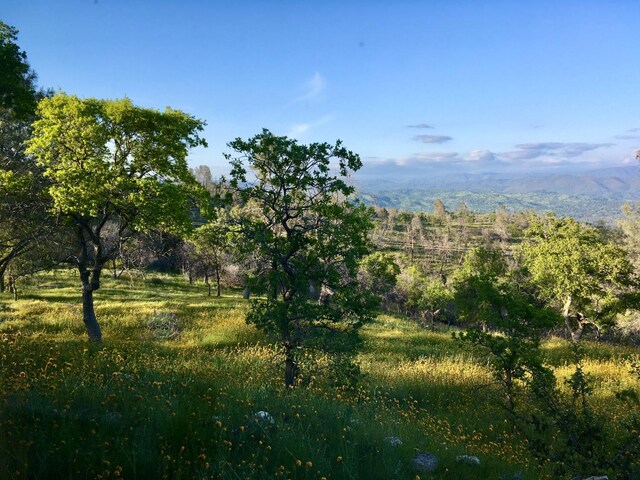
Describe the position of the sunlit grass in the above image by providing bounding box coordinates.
[1,271,638,479]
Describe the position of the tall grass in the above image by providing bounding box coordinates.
[1,272,638,479]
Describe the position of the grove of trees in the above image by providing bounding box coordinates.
[2,17,640,387]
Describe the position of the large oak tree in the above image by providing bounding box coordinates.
[27,93,207,342]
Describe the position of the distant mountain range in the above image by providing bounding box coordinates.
[354,165,640,222]
[355,165,640,195]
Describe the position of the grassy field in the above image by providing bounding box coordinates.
[1,271,638,479]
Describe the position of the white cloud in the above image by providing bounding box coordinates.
[623,150,640,164]
[297,72,327,101]
[287,115,333,138]
[464,150,496,162]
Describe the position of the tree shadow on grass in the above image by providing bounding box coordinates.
[362,328,462,360]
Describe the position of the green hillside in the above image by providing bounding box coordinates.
[359,189,634,223]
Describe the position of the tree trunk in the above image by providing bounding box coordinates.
[243,287,251,299]
[82,287,102,343]
[74,220,109,343]
[0,269,4,293]
[215,267,221,297]
[562,295,582,342]
[79,259,103,343]
[205,273,211,296]
[284,341,297,388]
[112,259,117,280]
[8,275,17,300]
[271,260,278,300]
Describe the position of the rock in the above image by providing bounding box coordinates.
[456,454,480,466]
[384,436,402,447]
[412,452,438,472]
[253,411,275,425]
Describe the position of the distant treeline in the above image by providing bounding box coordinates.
[359,188,638,223]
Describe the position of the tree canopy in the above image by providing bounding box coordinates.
[26,93,207,342]
[0,20,51,293]
[0,21,38,120]
[519,215,634,340]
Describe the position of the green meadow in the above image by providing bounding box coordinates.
[1,272,638,479]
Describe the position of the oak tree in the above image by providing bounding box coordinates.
[26,93,207,342]
[190,214,233,297]
[226,130,376,387]
[519,215,634,341]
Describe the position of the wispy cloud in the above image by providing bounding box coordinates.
[368,152,458,167]
[501,149,545,161]
[287,115,333,138]
[407,123,433,129]
[410,152,459,164]
[614,134,640,141]
[288,123,311,136]
[297,72,326,101]
[515,142,566,151]
[562,143,614,156]
[363,149,510,174]
[364,139,619,174]
[413,134,452,144]
[505,142,614,160]
[628,127,640,133]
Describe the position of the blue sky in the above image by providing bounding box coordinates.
[4,0,640,178]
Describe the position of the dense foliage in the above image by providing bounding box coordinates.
[26,93,207,342]
[0,20,50,295]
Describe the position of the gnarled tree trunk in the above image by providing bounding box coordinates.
[76,219,108,344]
